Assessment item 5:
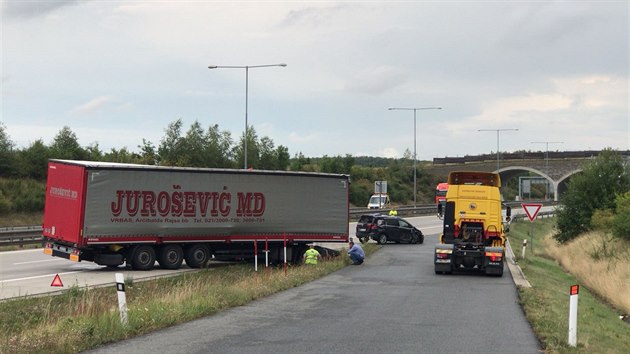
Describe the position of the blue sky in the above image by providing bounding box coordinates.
[1,1,628,160]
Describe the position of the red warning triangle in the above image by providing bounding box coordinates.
[51,274,64,287]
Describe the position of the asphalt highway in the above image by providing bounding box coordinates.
[83,214,541,354]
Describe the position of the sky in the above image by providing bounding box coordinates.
[1,0,628,161]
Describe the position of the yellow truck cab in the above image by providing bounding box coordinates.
[435,171,511,276]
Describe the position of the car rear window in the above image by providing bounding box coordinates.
[359,215,374,223]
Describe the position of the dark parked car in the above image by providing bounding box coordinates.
[356,213,381,243]
[356,214,424,245]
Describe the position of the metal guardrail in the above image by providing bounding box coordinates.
[1,201,556,247]
[0,226,44,247]
[509,210,556,222]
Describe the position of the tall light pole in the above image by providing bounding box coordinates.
[388,107,442,207]
[531,141,564,200]
[208,63,287,169]
[478,128,519,171]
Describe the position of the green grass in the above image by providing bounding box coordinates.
[509,219,630,353]
[0,243,379,354]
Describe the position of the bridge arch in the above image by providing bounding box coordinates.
[495,166,558,201]
[556,169,583,198]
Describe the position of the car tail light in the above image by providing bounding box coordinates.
[436,253,449,259]
[485,251,502,262]
[369,223,377,230]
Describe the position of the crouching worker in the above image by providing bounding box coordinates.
[348,240,365,265]
[303,243,322,265]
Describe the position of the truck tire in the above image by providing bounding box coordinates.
[184,244,211,268]
[157,244,184,269]
[377,234,388,245]
[130,245,156,271]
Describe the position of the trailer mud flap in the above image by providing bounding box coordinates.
[434,244,454,274]
[483,246,504,276]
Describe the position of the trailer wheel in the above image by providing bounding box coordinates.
[377,234,388,245]
[130,245,156,271]
[158,244,184,269]
[184,244,211,268]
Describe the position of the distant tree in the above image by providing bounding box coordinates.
[205,124,233,168]
[49,126,87,160]
[103,147,136,163]
[179,120,207,167]
[555,149,630,243]
[233,127,260,169]
[0,123,17,177]
[320,155,345,174]
[138,139,157,165]
[85,142,103,161]
[275,145,290,171]
[290,152,310,171]
[158,119,185,166]
[258,136,276,170]
[17,139,50,180]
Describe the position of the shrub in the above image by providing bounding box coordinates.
[613,192,630,241]
[554,149,630,243]
[591,209,615,234]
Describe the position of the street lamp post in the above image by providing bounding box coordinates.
[208,63,287,169]
[477,128,519,171]
[531,141,564,200]
[388,107,442,207]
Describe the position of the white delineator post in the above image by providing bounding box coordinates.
[568,284,579,347]
[254,240,258,272]
[115,273,128,325]
[521,239,527,259]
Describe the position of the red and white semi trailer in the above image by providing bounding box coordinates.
[42,160,350,270]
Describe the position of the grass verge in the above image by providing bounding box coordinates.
[0,243,378,354]
[509,218,630,353]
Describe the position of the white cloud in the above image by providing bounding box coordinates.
[69,96,115,116]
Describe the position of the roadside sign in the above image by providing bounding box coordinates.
[521,203,543,222]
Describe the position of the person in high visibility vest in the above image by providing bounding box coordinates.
[303,243,322,265]
[389,208,398,216]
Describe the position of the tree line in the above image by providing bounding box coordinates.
[0,121,440,214]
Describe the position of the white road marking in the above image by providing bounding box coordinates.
[13,258,68,265]
[0,270,89,284]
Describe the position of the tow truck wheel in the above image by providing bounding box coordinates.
[377,234,388,245]
[130,245,156,271]
[158,244,184,269]
[184,244,211,268]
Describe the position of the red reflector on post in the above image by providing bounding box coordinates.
[570,284,579,295]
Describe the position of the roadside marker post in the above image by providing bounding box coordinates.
[264,237,269,268]
[283,232,287,275]
[254,240,258,272]
[115,273,128,326]
[569,284,579,347]
[521,239,527,259]
[521,203,542,255]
